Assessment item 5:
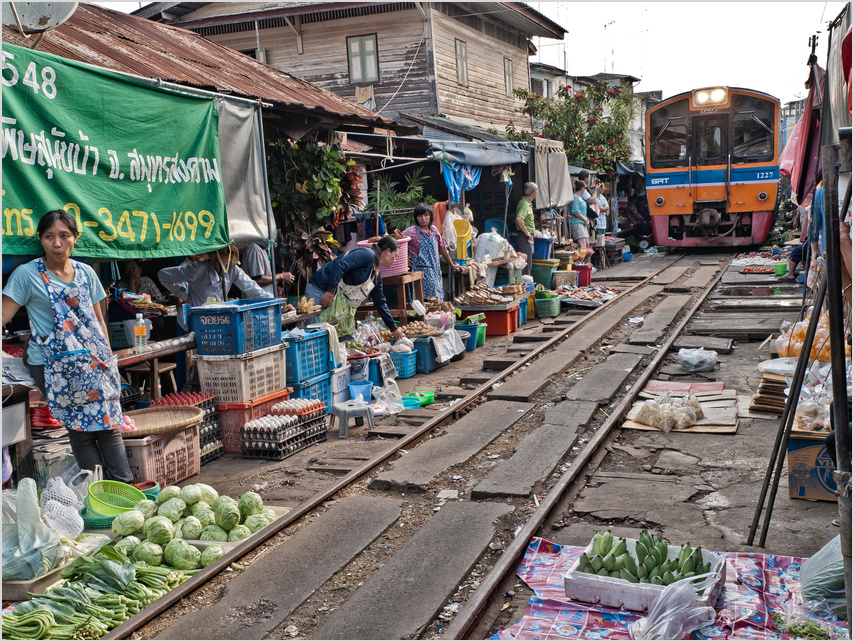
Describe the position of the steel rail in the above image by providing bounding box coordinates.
[106,261,678,639]
[442,262,728,640]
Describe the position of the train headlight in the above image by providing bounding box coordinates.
[696,91,710,103]
[710,88,726,102]
[758,191,768,202]
[655,197,665,206]
[694,87,727,106]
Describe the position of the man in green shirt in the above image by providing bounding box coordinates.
[515,181,538,276]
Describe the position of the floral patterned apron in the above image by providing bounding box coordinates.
[413,227,444,300]
[30,259,123,432]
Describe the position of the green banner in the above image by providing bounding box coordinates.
[1,43,229,259]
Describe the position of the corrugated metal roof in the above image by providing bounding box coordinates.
[1,3,405,130]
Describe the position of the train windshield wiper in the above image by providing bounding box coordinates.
[651,122,670,148]
[751,116,773,135]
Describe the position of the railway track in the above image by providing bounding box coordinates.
[108,252,739,640]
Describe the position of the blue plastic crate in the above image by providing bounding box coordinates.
[290,371,332,413]
[413,338,448,374]
[284,329,331,383]
[389,350,417,379]
[518,298,528,326]
[188,299,283,356]
[533,237,554,260]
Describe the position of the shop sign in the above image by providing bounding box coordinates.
[1,43,230,258]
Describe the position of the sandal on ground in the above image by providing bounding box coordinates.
[832,518,840,527]
[777,275,796,281]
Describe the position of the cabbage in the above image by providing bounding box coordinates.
[133,499,158,520]
[210,495,236,514]
[182,503,194,518]
[144,516,175,546]
[180,484,202,505]
[181,516,203,540]
[214,500,240,532]
[199,525,228,542]
[191,500,211,516]
[157,497,187,523]
[228,525,251,542]
[237,492,263,519]
[164,538,201,570]
[243,514,269,534]
[111,510,145,536]
[196,483,218,506]
[132,541,163,566]
[200,545,225,568]
[194,507,216,528]
[157,486,181,504]
[260,507,276,523]
[115,535,142,557]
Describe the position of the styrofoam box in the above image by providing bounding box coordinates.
[330,364,350,393]
[332,389,349,405]
[563,536,727,612]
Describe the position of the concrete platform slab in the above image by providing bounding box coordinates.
[609,343,657,355]
[482,358,519,370]
[313,502,513,640]
[681,265,720,289]
[472,402,596,499]
[155,496,404,640]
[652,266,689,285]
[628,294,692,344]
[564,353,643,402]
[368,401,534,492]
[572,477,698,522]
[673,335,733,354]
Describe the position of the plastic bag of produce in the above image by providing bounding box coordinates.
[2,478,65,581]
[237,492,263,519]
[164,538,201,570]
[801,535,847,618]
[158,497,187,523]
[629,573,718,640]
[677,348,718,373]
[757,357,799,377]
[43,499,85,539]
[200,544,225,568]
[111,509,145,537]
[40,476,83,511]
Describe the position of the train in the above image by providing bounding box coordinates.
[644,86,780,248]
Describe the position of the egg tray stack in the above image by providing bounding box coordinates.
[150,392,223,465]
[239,403,328,461]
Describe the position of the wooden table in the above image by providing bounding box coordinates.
[356,271,423,326]
[115,341,196,400]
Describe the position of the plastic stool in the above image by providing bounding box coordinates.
[329,400,375,438]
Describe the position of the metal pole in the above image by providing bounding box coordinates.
[823,132,852,620]
[756,274,828,547]
[255,102,278,293]
[747,273,827,545]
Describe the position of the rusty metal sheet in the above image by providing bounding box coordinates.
[1,3,400,130]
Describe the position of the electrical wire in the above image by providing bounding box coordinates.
[375,31,424,114]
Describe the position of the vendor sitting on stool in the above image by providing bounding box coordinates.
[305,236,405,338]
[514,182,538,276]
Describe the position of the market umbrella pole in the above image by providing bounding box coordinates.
[747,273,827,546]
[823,136,852,619]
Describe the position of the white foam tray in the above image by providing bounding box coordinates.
[563,536,726,612]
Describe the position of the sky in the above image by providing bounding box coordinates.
[94,1,845,104]
[528,2,847,104]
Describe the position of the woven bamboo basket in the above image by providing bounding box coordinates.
[122,405,204,438]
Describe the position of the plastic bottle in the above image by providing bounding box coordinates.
[134,313,148,353]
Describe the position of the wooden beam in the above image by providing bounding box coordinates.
[284,16,303,54]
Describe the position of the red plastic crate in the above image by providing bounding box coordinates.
[483,304,520,336]
[216,387,292,454]
[123,424,200,488]
[572,263,593,287]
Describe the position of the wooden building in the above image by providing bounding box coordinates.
[135,2,566,131]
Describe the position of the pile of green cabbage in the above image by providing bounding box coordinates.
[105,484,276,572]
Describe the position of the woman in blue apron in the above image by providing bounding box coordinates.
[402,204,462,300]
[2,210,133,483]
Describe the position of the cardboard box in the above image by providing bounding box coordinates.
[787,431,837,501]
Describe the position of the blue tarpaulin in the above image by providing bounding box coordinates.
[427,140,530,166]
[440,162,483,203]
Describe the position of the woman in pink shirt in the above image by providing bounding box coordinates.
[402,204,461,300]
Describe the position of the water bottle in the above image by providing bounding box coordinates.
[133,313,148,353]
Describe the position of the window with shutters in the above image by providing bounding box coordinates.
[455,39,468,86]
[347,34,379,84]
[531,77,544,96]
[504,58,514,97]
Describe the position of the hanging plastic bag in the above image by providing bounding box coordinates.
[801,535,847,618]
[65,469,95,504]
[2,478,65,581]
[628,573,718,639]
[677,348,718,372]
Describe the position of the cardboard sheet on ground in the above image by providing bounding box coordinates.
[622,419,739,434]
[491,537,849,640]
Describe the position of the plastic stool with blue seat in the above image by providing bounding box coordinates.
[329,400,375,438]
